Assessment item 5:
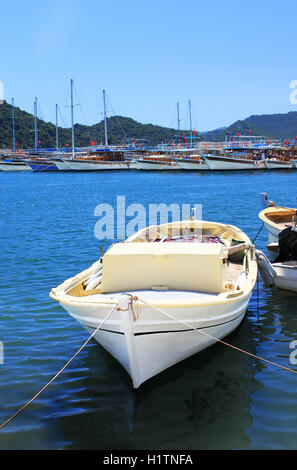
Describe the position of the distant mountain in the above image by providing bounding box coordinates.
[203,112,297,141]
[1,100,297,149]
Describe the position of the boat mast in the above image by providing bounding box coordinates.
[11,98,16,152]
[55,103,59,150]
[71,79,75,158]
[177,102,180,141]
[188,99,192,147]
[34,97,38,150]
[103,89,108,146]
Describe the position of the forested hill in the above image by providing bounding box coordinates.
[203,112,297,141]
[1,100,297,149]
[0,101,180,148]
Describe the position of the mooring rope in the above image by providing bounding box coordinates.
[0,303,118,431]
[2,290,297,430]
[252,222,264,243]
[134,297,297,376]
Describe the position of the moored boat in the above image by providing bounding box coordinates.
[257,227,297,294]
[259,193,297,248]
[175,155,209,170]
[54,159,72,171]
[264,158,292,169]
[50,218,257,388]
[202,152,265,170]
[25,159,58,171]
[0,159,31,171]
[136,156,179,170]
[66,159,131,171]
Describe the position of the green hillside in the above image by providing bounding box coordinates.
[203,112,297,141]
[1,100,297,149]
[0,101,181,149]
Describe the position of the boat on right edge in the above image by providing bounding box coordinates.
[201,150,265,170]
[258,192,297,249]
[256,227,297,294]
[264,157,293,169]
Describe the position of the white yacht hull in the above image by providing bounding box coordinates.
[257,251,297,294]
[54,160,72,170]
[67,160,131,170]
[175,159,209,170]
[204,155,264,170]
[273,263,297,293]
[264,160,292,169]
[136,160,179,170]
[264,222,281,246]
[60,291,250,388]
[0,161,31,171]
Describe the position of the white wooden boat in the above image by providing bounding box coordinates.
[202,153,265,170]
[175,156,209,170]
[256,227,297,294]
[291,159,297,169]
[54,159,72,171]
[272,261,297,292]
[259,193,297,247]
[66,159,131,171]
[136,157,179,170]
[0,160,31,171]
[50,219,257,388]
[264,158,292,169]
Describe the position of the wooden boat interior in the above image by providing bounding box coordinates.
[66,222,250,298]
[265,208,297,228]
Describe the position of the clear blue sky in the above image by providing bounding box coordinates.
[1,0,297,131]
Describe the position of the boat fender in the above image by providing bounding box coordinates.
[255,250,276,287]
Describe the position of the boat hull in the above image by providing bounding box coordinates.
[175,159,209,170]
[264,160,292,169]
[66,160,131,170]
[26,161,58,171]
[54,160,72,170]
[274,263,297,293]
[204,155,264,170]
[0,161,31,171]
[136,160,179,170]
[60,291,251,388]
[263,222,281,245]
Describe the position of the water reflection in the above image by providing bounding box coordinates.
[246,283,297,449]
[2,170,297,449]
[53,317,261,450]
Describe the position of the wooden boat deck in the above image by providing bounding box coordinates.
[265,209,296,225]
[226,261,243,282]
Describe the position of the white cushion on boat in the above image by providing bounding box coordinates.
[100,242,227,294]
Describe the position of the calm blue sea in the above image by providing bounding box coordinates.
[0,169,297,450]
